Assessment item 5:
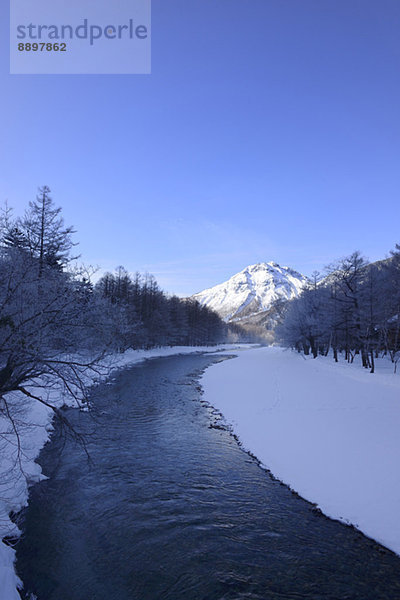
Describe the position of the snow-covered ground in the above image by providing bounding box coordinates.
[201,346,400,556]
[0,343,248,600]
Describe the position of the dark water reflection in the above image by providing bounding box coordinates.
[16,354,400,599]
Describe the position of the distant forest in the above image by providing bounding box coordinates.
[0,187,245,409]
[277,249,400,373]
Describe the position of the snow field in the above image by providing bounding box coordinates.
[201,346,400,555]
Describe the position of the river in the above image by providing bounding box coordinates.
[16,354,400,599]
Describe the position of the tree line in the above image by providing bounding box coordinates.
[96,267,228,349]
[277,248,400,373]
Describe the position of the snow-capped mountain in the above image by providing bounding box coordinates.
[192,262,308,322]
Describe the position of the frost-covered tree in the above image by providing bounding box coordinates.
[278,247,400,373]
[0,196,110,445]
[18,186,77,274]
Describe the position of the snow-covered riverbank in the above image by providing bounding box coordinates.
[201,346,400,556]
[0,344,248,600]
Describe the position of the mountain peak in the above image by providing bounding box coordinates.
[192,261,308,322]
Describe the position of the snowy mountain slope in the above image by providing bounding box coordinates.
[192,262,308,322]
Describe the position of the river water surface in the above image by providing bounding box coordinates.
[16,354,400,599]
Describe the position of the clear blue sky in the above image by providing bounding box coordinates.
[1,0,399,295]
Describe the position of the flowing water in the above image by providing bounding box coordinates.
[16,354,400,599]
